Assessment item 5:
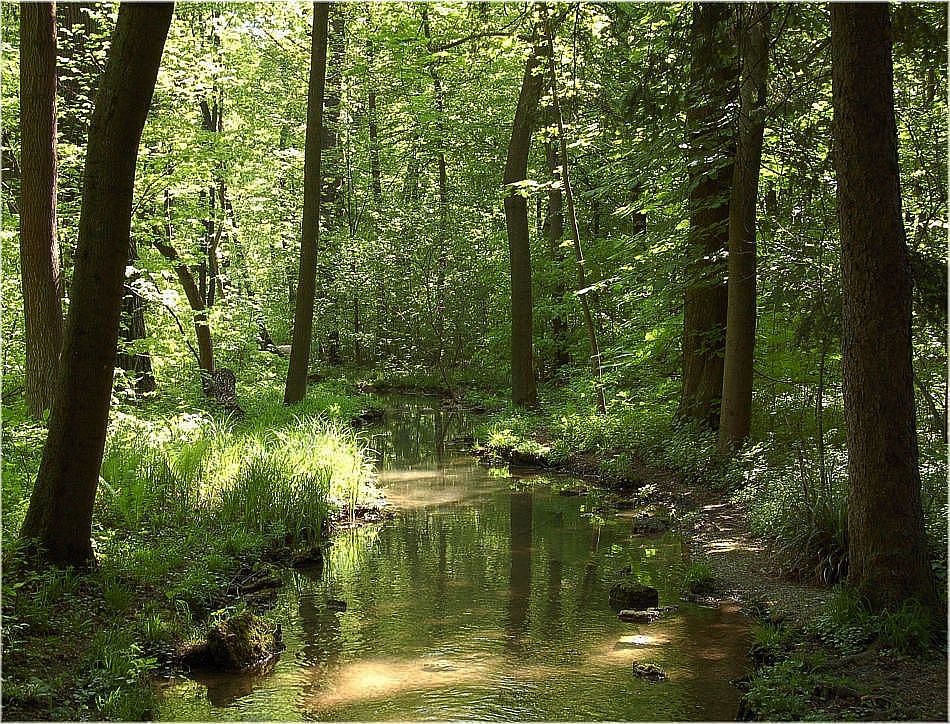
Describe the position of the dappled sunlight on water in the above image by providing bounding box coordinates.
[159,395,751,721]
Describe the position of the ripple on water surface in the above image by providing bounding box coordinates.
[158,397,751,721]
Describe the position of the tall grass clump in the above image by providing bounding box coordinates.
[734,441,849,584]
[96,402,376,543]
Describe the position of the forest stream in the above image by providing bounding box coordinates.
[157,395,752,721]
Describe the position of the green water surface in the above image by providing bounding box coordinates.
[158,397,751,721]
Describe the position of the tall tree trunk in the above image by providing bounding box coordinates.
[718,4,771,454]
[284,2,329,404]
[19,1,64,420]
[421,6,450,370]
[544,15,607,415]
[678,3,738,429]
[831,3,937,614]
[20,2,173,566]
[503,17,546,408]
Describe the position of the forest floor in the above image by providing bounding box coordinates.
[538,448,949,721]
[661,474,948,721]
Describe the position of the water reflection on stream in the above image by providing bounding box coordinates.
[159,396,751,721]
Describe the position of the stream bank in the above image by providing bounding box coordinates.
[476,420,948,721]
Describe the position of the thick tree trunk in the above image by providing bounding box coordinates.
[19,1,64,420]
[678,3,738,429]
[831,3,938,614]
[20,2,173,566]
[503,21,547,408]
[718,4,771,454]
[285,2,329,404]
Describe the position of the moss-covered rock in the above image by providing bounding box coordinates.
[182,610,282,672]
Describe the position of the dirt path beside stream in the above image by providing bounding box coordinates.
[652,475,947,721]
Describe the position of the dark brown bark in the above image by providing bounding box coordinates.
[20,2,173,566]
[56,1,103,146]
[421,6,450,369]
[678,3,738,429]
[285,2,329,404]
[503,20,546,408]
[718,4,771,454]
[19,1,64,420]
[831,3,938,614]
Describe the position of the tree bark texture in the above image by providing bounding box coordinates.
[503,22,546,408]
[718,4,770,454]
[678,3,738,429]
[19,1,64,420]
[285,2,329,404]
[20,2,174,565]
[831,3,938,614]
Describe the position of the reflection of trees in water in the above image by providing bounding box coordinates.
[368,396,470,468]
[544,511,564,631]
[506,492,533,652]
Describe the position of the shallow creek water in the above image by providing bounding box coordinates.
[158,396,751,721]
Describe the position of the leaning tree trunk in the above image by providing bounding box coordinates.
[503,17,547,408]
[19,0,64,419]
[544,15,607,415]
[284,1,330,404]
[831,3,938,614]
[678,3,738,429]
[20,2,173,566]
[543,134,570,372]
[718,4,771,454]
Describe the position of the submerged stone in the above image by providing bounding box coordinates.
[609,579,659,611]
[632,662,667,681]
[618,606,678,624]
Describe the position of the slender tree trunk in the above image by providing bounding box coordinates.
[117,234,156,393]
[678,3,738,429]
[543,137,570,371]
[20,2,173,566]
[718,4,771,454]
[421,6,450,370]
[503,17,547,408]
[285,2,329,404]
[19,1,64,419]
[831,3,937,614]
[544,16,607,415]
[153,193,215,382]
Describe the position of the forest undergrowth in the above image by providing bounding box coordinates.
[1,357,382,720]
